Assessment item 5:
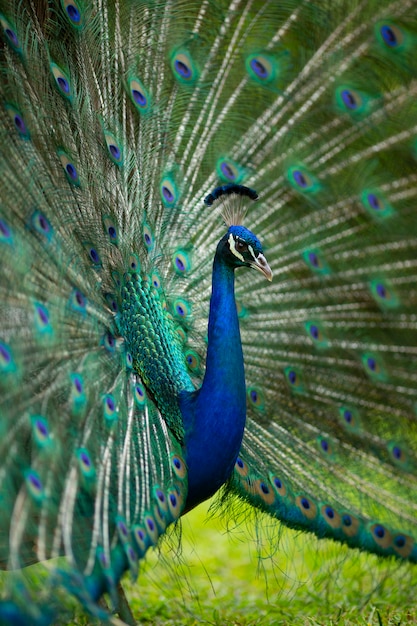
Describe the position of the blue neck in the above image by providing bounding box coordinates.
[180,247,246,510]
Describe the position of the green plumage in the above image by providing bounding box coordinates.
[0,0,417,622]
[120,273,193,441]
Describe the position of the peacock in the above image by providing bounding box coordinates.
[1,0,417,622]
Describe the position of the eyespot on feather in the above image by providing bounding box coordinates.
[160,176,178,206]
[270,475,288,498]
[0,342,15,373]
[392,533,414,558]
[127,254,140,274]
[247,386,265,410]
[25,469,45,502]
[167,486,182,520]
[341,513,360,537]
[132,525,148,554]
[254,479,276,505]
[361,189,394,220]
[133,382,147,407]
[370,523,392,550]
[144,514,159,544]
[284,366,304,392]
[0,14,20,51]
[317,436,334,458]
[321,505,342,529]
[184,349,201,374]
[338,406,361,432]
[172,249,191,274]
[77,447,95,479]
[31,416,51,448]
[245,53,276,83]
[102,331,116,353]
[171,50,198,83]
[375,21,405,50]
[295,495,317,520]
[287,165,319,193]
[143,223,154,250]
[128,77,150,112]
[50,63,73,99]
[103,215,119,245]
[104,132,123,166]
[216,158,245,184]
[70,373,86,413]
[30,211,53,241]
[235,457,249,477]
[361,352,386,381]
[57,150,81,186]
[387,441,411,470]
[305,321,328,348]
[70,289,87,314]
[103,393,117,422]
[0,218,13,245]
[154,486,169,513]
[61,0,84,27]
[334,86,369,116]
[5,104,29,139]
[369,279,399,309]
[83,242,101,267]
[33,302,53,335]
[173,298,191,320]
[171,454,187,479]
[150,271,162,290]
[125,351,133,369]
[302,248,330,275]
[153,504,167,532]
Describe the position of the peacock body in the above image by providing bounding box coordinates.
[0,0,417,622]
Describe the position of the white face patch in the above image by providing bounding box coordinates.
[228,233,244,262]
[248,244,257,262]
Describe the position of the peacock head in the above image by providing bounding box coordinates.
[220,225,272,281]
[204,184,272,281]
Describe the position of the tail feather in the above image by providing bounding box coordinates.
[209,0,417,562]
[1,0,417,622]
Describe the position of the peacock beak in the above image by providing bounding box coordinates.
[250,253,273,281]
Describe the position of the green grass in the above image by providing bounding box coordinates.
[3,500,417,625]
[121,502,417,626]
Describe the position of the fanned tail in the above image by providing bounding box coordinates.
[0,0,193,620]
[1,0,417,622]
[222,0,417,562]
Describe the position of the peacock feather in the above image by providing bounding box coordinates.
[0,0,417,622]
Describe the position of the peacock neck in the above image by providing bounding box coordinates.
[181,244,246,510]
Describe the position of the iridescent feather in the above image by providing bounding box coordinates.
[0,0,417,623]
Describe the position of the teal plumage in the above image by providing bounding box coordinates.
[0,0,417,622]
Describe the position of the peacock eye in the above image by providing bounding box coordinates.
[235,239,247,252]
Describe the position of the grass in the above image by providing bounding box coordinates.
[3,500,417,625]
[122,502,417,626]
